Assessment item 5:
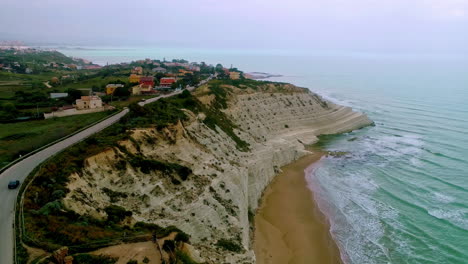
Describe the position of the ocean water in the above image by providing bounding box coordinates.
[56,46,468,264]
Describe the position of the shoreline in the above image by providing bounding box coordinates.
[253,151,342,264]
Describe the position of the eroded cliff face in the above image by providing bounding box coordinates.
[62,83,372,263]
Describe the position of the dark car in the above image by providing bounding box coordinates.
[8,180,20,189]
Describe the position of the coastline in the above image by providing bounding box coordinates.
[254,151,342,264]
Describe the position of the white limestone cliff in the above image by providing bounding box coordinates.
[63,83,373,263]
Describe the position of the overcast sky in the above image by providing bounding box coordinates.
[1,0,468,53]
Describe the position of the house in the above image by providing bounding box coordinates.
[159,77,176,87]
[139,76,155,87]
[152,67,166,73]
[132,84,153,95]
[25,68,33,74]
[132,66,143,75]
[229,71,241,80]
[50,93,68,99]
[129,74,141,83]
[75,96,102,110]
[178,69,193,76]
[106,84,125,95]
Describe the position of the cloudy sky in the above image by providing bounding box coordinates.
[1,0,468,53]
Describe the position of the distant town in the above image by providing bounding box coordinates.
[0,42,251,167]
[0,43,245,123]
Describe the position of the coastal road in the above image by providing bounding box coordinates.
[0,90,183,264]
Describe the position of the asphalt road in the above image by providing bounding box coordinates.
[0,90,183,264]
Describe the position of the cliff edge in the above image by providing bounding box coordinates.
[23,79,372,263]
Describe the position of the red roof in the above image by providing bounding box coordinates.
[160,77,176,85]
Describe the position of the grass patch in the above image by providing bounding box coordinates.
[0,110,114,166]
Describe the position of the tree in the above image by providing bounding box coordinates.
[66,89,82,104]
[114,86,131,97]
[1,102,17,112]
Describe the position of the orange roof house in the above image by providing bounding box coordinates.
[129,74,141,83]
[178,69,194,76]
[159,77,176,87]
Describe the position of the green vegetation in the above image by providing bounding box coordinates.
[129,155,192,184]
[102,187,128,203]
[0,49,75,68]
[104,205,133,224]
[175,251,199,264]
[0,110,114,166]
[215,239,243,253]
[175,232,190,243]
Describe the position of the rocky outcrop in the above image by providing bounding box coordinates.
[62,82,372,263]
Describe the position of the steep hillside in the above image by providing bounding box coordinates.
[23,79,372,263]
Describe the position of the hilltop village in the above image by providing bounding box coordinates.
[0,47,244,121]
[0,47,243,167]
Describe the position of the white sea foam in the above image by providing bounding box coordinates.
[304,130,430,263]
[306,163,400,264]
[433,192,456,203]
[428,209,468,230]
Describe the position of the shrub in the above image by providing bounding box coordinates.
[37,200,63,216]
[102,187,128,203]
[104,205,132,223]
[162,240,175,252]
[216,239,243,253]
[175,232,190,243]
[129,155,192,181]
[126,260,138,264]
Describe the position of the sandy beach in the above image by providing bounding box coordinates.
[254,152,342,264]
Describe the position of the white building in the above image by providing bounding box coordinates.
[75,96,102,110]
[50,93,68,99]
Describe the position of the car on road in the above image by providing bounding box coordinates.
[7,180,20,189]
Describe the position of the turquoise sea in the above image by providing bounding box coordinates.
[55,46,468,264]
